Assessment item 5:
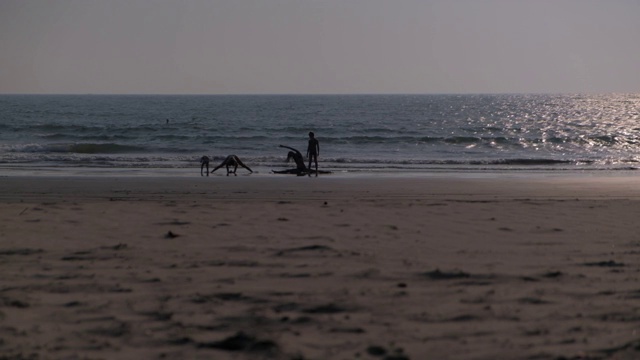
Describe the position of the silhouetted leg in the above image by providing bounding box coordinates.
[233,156,253,173]
[211,163,225,174]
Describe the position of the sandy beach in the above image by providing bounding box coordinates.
[2,174,640,360]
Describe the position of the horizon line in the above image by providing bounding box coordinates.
[0,91,635,96]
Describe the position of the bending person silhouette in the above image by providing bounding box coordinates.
[273,145,308,175]
[200,155,210,176]
[211,155,253,176]
[284,145,307,170]
[273,145,331,175]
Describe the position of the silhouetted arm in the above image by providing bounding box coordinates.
[279,145,301,154]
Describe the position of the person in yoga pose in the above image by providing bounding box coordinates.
[210,155,253,176]
[273,144,330,176]
[273,145,308,175]
[283,145,307,170]
[200,155,210,176]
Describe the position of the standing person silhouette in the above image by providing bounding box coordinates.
[307,131,320,177]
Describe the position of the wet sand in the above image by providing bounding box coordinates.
[2,174,640,359]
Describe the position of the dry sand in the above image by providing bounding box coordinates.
[2,174,640,360]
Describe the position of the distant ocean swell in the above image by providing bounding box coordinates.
[6,133,639,153]
[1,143,629,168]
[2,94,640,174]
[5,143,151,154]
[3,135,640,163]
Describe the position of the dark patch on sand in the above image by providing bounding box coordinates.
[583,260,624,267]
[597,339,640,357]
[156,220,191,226]
[0,248,44,256]
[421,269,471,280]
[1,297,30,308]
[303,303,350,314]
[330,327,365,333]
[165,231,180,239]
[518,297,552,305]
[197,332,279,354]
[276,245,335,256]
[100,243,128,251]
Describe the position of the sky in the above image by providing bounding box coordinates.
[1,0,640,95]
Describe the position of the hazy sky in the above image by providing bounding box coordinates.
[2,0,639,94]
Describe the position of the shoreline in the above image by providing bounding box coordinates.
[2,175,640,359]
[3,172,640,202]
[2,161,640,179]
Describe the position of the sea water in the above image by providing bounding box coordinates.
[1,94,640,176]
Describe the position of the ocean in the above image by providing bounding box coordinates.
[1,94,640,177]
